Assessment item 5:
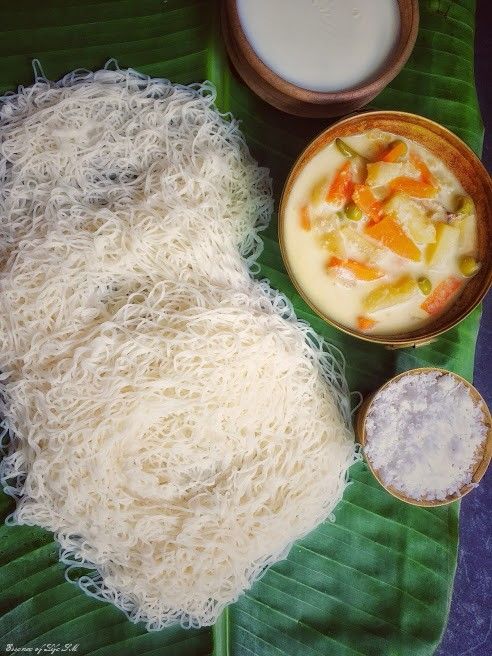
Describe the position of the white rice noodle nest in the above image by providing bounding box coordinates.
[0,63,356,631]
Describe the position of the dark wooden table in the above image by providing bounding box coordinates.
[436,2,491,653]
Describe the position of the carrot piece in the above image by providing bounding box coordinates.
[420,276,462,315]
[352,184,384,224]
[388,177,437,198]
[357,316,377,331]
[364,214,421,261]
[380,141,407,163]
[410,152,436,185]
[300,205,311,231]
[326,162,354,204]
[327,257,384,281]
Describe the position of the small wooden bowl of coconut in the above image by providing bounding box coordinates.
[356,367,492,506]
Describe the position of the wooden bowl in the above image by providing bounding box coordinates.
[222,0,419,118]
[278,111,492,347]
[355,368,492,507]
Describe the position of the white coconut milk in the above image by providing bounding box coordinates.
[237,0,401,92]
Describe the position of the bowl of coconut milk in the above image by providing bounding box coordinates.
[222,0,419,117]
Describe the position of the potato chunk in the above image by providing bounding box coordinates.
[384,194,436,245]
[317,231,345,257]
[426,223,459,266]
[363,276,417,312]
[340,224,384,261]
[366,162,418,187]
[451,213,476,254]
[310,177,328,206]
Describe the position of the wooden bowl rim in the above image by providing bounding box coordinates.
[277,110,492,346]
[355,367,492,507]
[225,0,419,102]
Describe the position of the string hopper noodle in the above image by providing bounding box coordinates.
[0,63,356,630]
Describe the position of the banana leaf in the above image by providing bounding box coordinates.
[0,1,483,655]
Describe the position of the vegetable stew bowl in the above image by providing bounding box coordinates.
[355,367,492,507]
[278,111,492,348]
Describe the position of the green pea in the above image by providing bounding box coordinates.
[417,277,432,295]
[459,255,480,277]
[344,202,363,221]
[456,195,474,215]
[336,138,361,159]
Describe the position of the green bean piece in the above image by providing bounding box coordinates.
[336,138,360,159]
[417,277,432,295]
[459,255,480,277]
[456,195,474,215]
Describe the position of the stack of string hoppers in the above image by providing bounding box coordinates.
[0,64,356,630]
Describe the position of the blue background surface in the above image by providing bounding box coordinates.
[436,1,491,653]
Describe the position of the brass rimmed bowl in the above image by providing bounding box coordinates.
[355,367,492,507]
[222,0,419,118]
[278,111,492,347]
